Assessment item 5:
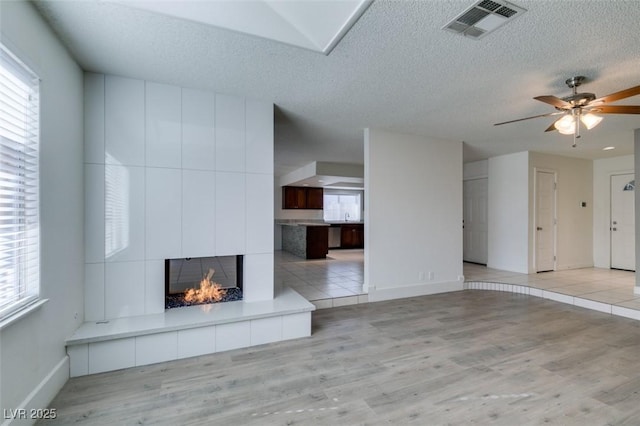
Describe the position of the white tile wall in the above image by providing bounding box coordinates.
[182,170,216,257]
[145,260,165,315]
[146,82,182,168]
[88,338,135,374]
[68,344,89,378]
[177,326,216,359]
[215,94,245,172]
[245,100,273,174]
[85,263,105,321]
[243,253,274,302]
[84,73,104,164]
[246,173,273,254]
[251,317,282,345]
[85,164,105,264]
[135,332,178,366]
[145,168,182,260]
[215,172,246,255]
[282,313,311,340]
[216,321,251,352]
[84,74,274,322]
[105,261,145,319]
[182,88,215,171]
[104,165,145,262]
[105,76,145,166]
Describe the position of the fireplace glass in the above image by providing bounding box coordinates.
[165,255,243,309]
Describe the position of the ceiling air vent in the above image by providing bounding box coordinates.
[443,0,526,39]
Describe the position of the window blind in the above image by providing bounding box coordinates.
[0,43,40,320]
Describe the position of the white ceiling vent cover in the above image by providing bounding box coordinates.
[443,0,526,39]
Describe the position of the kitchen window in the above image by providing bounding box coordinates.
[0,43,40,322]
[323,190,362,222]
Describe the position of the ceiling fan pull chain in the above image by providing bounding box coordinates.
[573,114,581,147]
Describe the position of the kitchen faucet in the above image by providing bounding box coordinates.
[344,212,350,222]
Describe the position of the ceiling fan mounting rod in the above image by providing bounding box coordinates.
[566,76,585,91]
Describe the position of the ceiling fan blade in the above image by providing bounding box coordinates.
[591,85,640,104]
[494,111,563,126]
[544,119,560,132]
[589,105,640,114]
[534,95,571,109]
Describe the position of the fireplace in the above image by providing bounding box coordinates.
[165,255,243,309]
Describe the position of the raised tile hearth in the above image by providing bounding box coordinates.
[66,287,314,377]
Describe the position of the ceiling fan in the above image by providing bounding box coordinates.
[495,76,640,147]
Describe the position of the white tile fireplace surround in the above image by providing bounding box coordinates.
[75,73,313,375]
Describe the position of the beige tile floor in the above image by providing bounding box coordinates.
[464,262,640,311]
[275,249,365,307]
[276,249,639,314]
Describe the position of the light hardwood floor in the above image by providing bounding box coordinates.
[42,290,640,425]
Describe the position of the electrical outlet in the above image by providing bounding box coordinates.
[428,271,434,280]
[419,271,426,281]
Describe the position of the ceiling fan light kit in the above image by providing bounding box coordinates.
[494,76,640,147]
[554,114,577,135]
[581,113,603,130]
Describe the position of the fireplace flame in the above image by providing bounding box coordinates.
[184,268,227,304]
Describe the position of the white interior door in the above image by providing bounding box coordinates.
[463,178,488,264]
[611,173,635,271]
[535,171,556,272]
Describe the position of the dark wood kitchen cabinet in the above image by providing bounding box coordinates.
[282,186,323,209]
[340,224,364,249]
[306,187,324,209]
[306,226,329,259]
[283,186,306,209]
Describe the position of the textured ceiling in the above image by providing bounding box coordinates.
[33,0,640,176]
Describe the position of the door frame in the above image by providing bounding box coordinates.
[533,168,557,272]
[594,169,637,269]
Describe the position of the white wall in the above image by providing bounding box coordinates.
[463,159,488,180]
[529,153,593,271]
[84,74,274,320]
[364,129,463,301]
[0,1,84,418]
[488,152,529,273]
[635,130,640,291]
[593,154,634,268]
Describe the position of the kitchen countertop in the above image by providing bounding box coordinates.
[278,221,363,227]
[280,222,330,227]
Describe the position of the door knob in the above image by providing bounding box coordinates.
[537,227,543,230]
[612,227,617,231]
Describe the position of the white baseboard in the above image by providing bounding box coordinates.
[368,280,463,302]
[2,356,69,426]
